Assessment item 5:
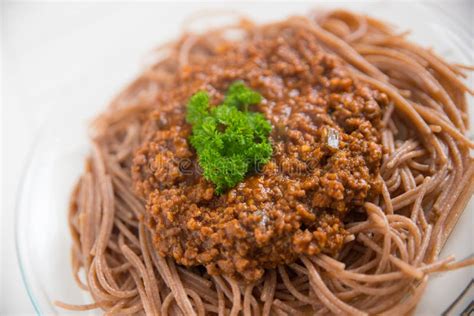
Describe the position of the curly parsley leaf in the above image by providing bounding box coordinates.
[186,91,210,126]
[223,81,262,110]
[186,82,272,194]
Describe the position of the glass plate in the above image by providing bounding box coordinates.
[15,2,473,315]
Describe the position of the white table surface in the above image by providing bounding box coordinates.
[1,1,473,315]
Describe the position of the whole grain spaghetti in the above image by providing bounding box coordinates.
[57,9,474,315]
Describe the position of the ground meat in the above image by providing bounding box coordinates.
[131,26,387,281]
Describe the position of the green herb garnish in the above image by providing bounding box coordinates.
[186,82,272,194]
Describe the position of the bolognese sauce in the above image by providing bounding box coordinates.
[132,26,387,281]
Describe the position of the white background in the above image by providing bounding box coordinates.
[1,1,473,315]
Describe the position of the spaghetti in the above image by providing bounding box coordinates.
[57,9,474,315]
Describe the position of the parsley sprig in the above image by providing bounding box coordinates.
[186,82,272,194]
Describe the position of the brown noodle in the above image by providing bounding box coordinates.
[56,9,474,315]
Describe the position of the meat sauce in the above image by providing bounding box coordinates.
[132,27,387,281]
